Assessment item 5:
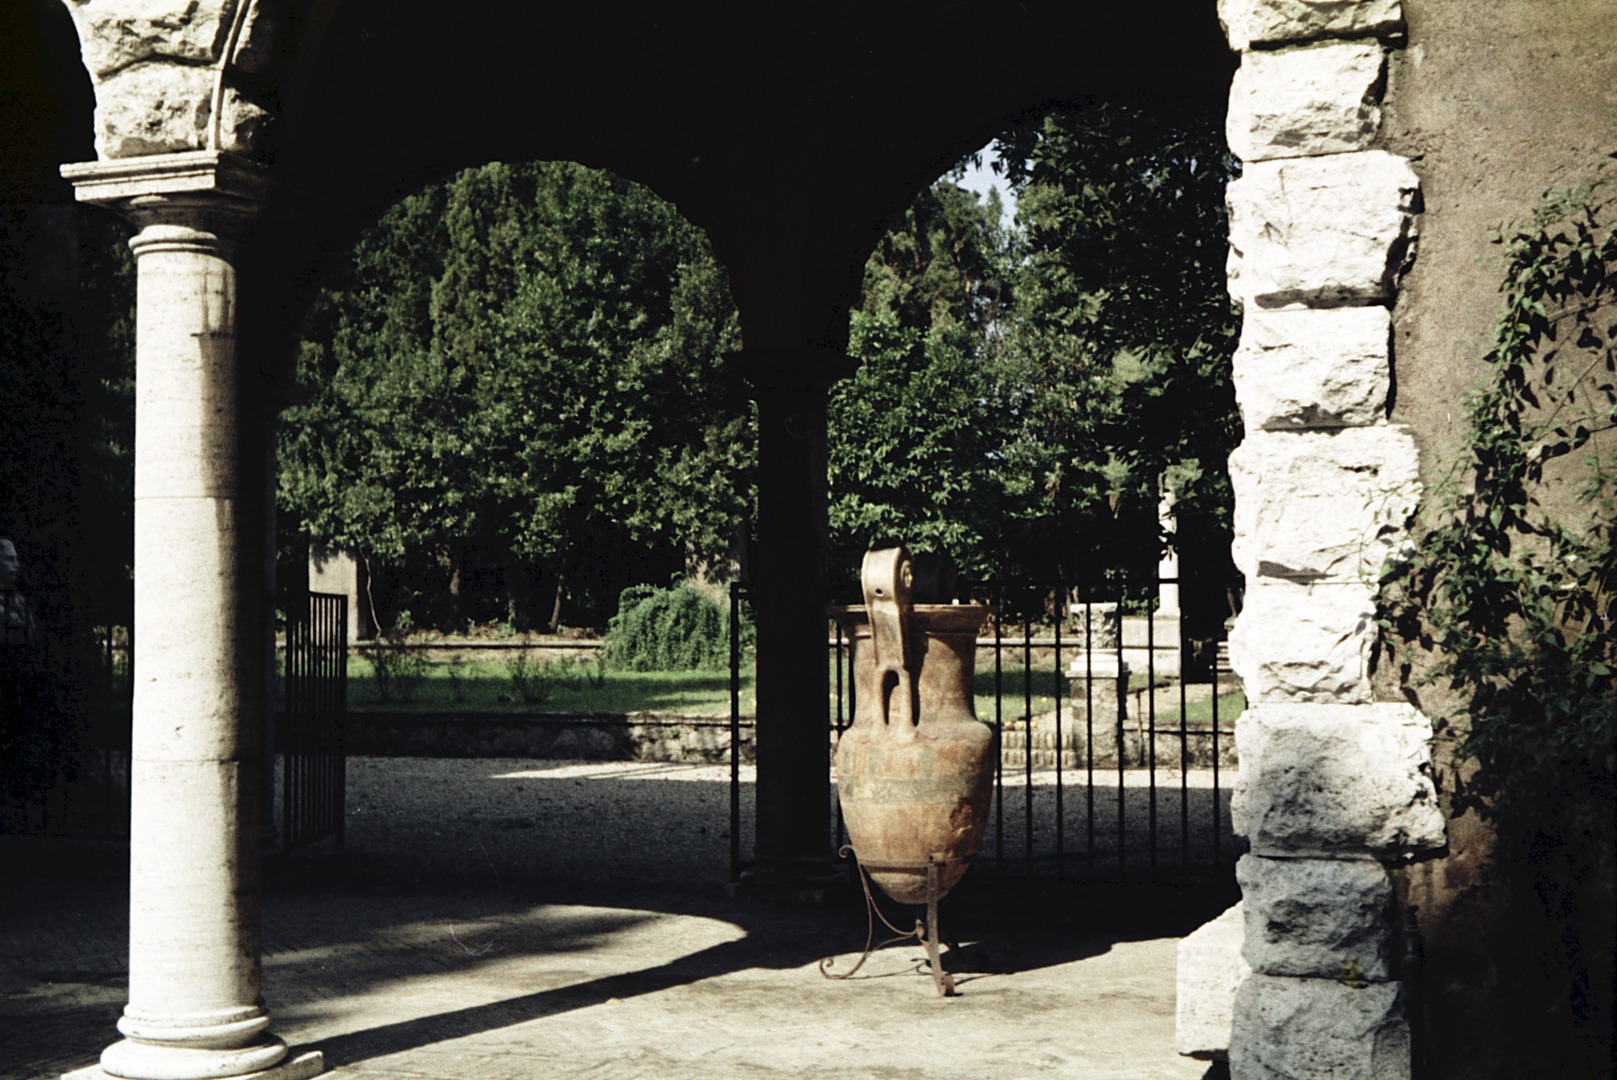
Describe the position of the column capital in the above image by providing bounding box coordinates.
[60,150,276,239]
[731,345,858,400]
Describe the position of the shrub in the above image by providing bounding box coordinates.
[368,616,427,702]
[504,643,549,705]
[603,582,741,671]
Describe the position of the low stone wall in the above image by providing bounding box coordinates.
[332,711,756,764]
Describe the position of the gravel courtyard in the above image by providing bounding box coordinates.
[4,757,1235,1080]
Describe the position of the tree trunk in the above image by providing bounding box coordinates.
[447,547,464,628]
[548,569,566,634]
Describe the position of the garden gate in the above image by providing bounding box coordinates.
[730,577,1242,886]
[281,592,349,852]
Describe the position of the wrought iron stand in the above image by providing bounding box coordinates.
[819,846,966,997]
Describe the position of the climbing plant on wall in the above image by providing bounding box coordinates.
[1384,167,1617,1074]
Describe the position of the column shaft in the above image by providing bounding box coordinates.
[739,346,853,894]
[123,218,267,1024]
[59,152,321,1080]
[752,387,833,867]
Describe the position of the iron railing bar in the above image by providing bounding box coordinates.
[1053,588,1064,880]
[1147,592,1157,873]
[1083,593,1095,873]
[729,582,742,885]
[834,618,847,851]
[1116,602,1125,878]
[1180,609,1190,875]
[993,585,1004,876]
[1023,612,1033,880]
[1212,649,1223,870]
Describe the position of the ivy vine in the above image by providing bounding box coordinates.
[1383,165,1616,1071]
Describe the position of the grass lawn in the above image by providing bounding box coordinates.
[332,648,1243,727]
[342,653,749,715]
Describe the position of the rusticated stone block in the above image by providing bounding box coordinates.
[1177,902,1251,1060]
[1233,307,1391,430]
[1227,41,1386,161]
[1220,0,1403,52]
[92,62,216,158]
[1232,703,1446,858]
[1229,426,1420,583]
[1230,973,1410,1080]
[90,63,271,159]
[63,0,240,77]
[1227,578,1376,703]
[1227,150,1419,308]
[1237,854,1393,980]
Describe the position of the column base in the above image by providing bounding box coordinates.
[64,1049,323,1080]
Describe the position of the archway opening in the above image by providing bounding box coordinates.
[827,96,1245,888]
[281,159,750,638]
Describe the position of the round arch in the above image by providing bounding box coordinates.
[37,2,1452,1079]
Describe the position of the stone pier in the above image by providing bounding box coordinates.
[60,153,321,1080]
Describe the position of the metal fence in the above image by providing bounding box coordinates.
[0,589,350,850]
[728,578,1244,887]
[281,592,349,852]
[958,582,1241,884]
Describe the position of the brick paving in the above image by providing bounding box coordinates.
[2,758,1228,1080]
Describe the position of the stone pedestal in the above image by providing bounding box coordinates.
[1177,902,1250,1060]
[61,152,322,1080]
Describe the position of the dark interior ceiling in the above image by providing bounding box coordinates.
[4,0,1235,343]
[283,0,1234,341]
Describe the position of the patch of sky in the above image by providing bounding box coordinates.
[950,142,1018,230]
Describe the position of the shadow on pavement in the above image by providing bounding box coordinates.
[3,758,1237,1079]
[262,848,1234,1071]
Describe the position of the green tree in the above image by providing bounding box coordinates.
[829,179,1016,583]
[830,103,1241,610]
[993,101,1242,612]
[279,161,748,630]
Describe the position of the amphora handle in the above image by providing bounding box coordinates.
[862,546,917,738]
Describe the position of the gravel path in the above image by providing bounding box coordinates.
[343,757,754,887]
[5,757,1234,1080]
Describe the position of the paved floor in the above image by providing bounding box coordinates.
[2,758,1232,1080]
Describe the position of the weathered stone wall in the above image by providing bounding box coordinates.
[1217,1,1449,1075]
[1376,1,1617,1074]
[336,712,756,764]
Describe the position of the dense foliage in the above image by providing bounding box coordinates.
[284,103,1243,630]
[1383,170,1616,1075]
[280,161,748,630]
[994,102,1242,595]
[830,101,1241,623]
[828,180,1016,583]
[602,582,736,671]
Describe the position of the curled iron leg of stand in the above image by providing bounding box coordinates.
[920,856,957,997]
[819,846,963,996]
[819,846,915,982]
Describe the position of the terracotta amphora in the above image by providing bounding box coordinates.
[831,547,995,904]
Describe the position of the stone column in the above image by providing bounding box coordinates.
[1208,5,1447,1077]
[60,152,321,1080]
[736,346,852,897]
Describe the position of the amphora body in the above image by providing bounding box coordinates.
[832,548,995,904]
